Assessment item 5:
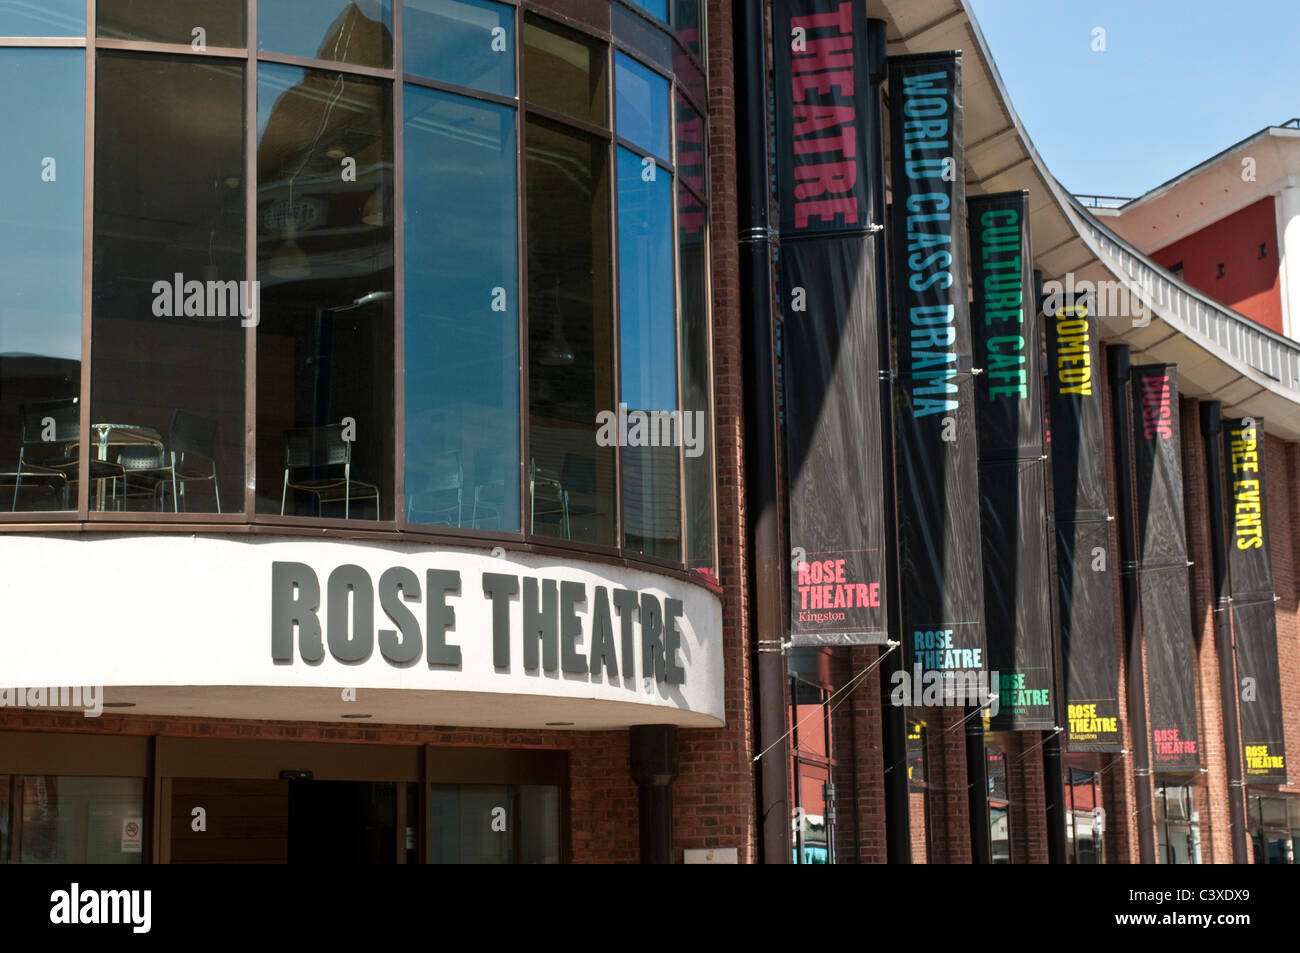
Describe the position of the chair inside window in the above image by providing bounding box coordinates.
[406,449,463,525]
[116,409,222,513]
[470,447,507,530]
[7,398,123,510]
[281,423,380,519]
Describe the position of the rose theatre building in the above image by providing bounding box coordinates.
[1,0,1299,866]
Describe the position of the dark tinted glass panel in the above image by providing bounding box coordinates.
[617,146,678,559]
[0,49,83,513]
[430,783,510,863]
[404,0,514,97]
[93,51,245,514]
[673,0,702,58]
[526,116,614,545]
[611,2,671,74]
[523,16,606,127]
[0,0,83,36]
[19,776,145,864]
[615,53,669,161]
[625,0,667,23]
[98,0,246,47]
[256,63,394,519]
[404,85,520,531]
[677,100,712,569]
[259,0,393,69]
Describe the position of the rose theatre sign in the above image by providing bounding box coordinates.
[0,535,724,727]
[272,562,689,686]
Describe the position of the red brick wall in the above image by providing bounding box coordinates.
[829,645,886,863]
[1269,437,1299,793]
[1150,198,1283,334]
[1006,732,1049,863]
[924,706,971,862]
[1180,397,1233,863]
[670,0,758,864]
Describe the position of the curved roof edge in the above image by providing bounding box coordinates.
[873,0,1300,438]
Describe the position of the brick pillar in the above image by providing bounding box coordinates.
[830,645,886,862]
[926,705,971,862]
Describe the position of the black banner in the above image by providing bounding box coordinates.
[1131,364,1199,772]
[774,0,888,643]
[1046,290,1120,750]
[780,240,888,641]
[1224,417,1286,782]
[773,0,872,236]
[969,191,1054,729]
[888,52,986,679]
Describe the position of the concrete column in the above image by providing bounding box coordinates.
[1278,186,1300,341]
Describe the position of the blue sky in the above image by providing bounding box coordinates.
[967,0,1300,198]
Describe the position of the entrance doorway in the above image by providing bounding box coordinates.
[168,778,398,864]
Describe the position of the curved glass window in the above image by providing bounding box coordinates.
[97,0,246,47]
[92,51,246,515]
[256,63,394,520]
[0,3,714,573]
[615,52,670,161]
[404,0,514,97]
[0,49,84,513]
[0,0,83,36]
[259,0,393,69]
[617,147,678,559]
[404,86,520,531]
[526,115,616,546]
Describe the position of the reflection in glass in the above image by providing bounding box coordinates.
[625,0,668,23]
[429,783,560,863]
[617,147,679,559]
[404,86,519,531]
[0,50,83,513]
[259,0,393,69]
[615,53,670,161]
[18,776,145,864]
[98,0,246,47]
[526,117,614,545]
[677,93,713,570]
[404,0,514,97]
[256,63,394,519]
[673,0,703,58]
[0,0,83,36]
[523,16,607,127]
[92,51,245,514]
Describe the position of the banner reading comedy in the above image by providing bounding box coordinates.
[1046,289,1120,751]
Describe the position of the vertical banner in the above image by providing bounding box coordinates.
[1130,364,1199,772]
[1045,290,1120,751]
[1224,417,1286,782]
[887,52,987,680]
[773,0,889,645]
[969,191,1054,730]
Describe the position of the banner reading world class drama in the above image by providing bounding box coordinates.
[969,191,1054,730]
[774,0,889,644]
[1224,417,1286,782]
[1130,363,1199,772]
[1045,289,1120,751]
[888,51,986,678]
